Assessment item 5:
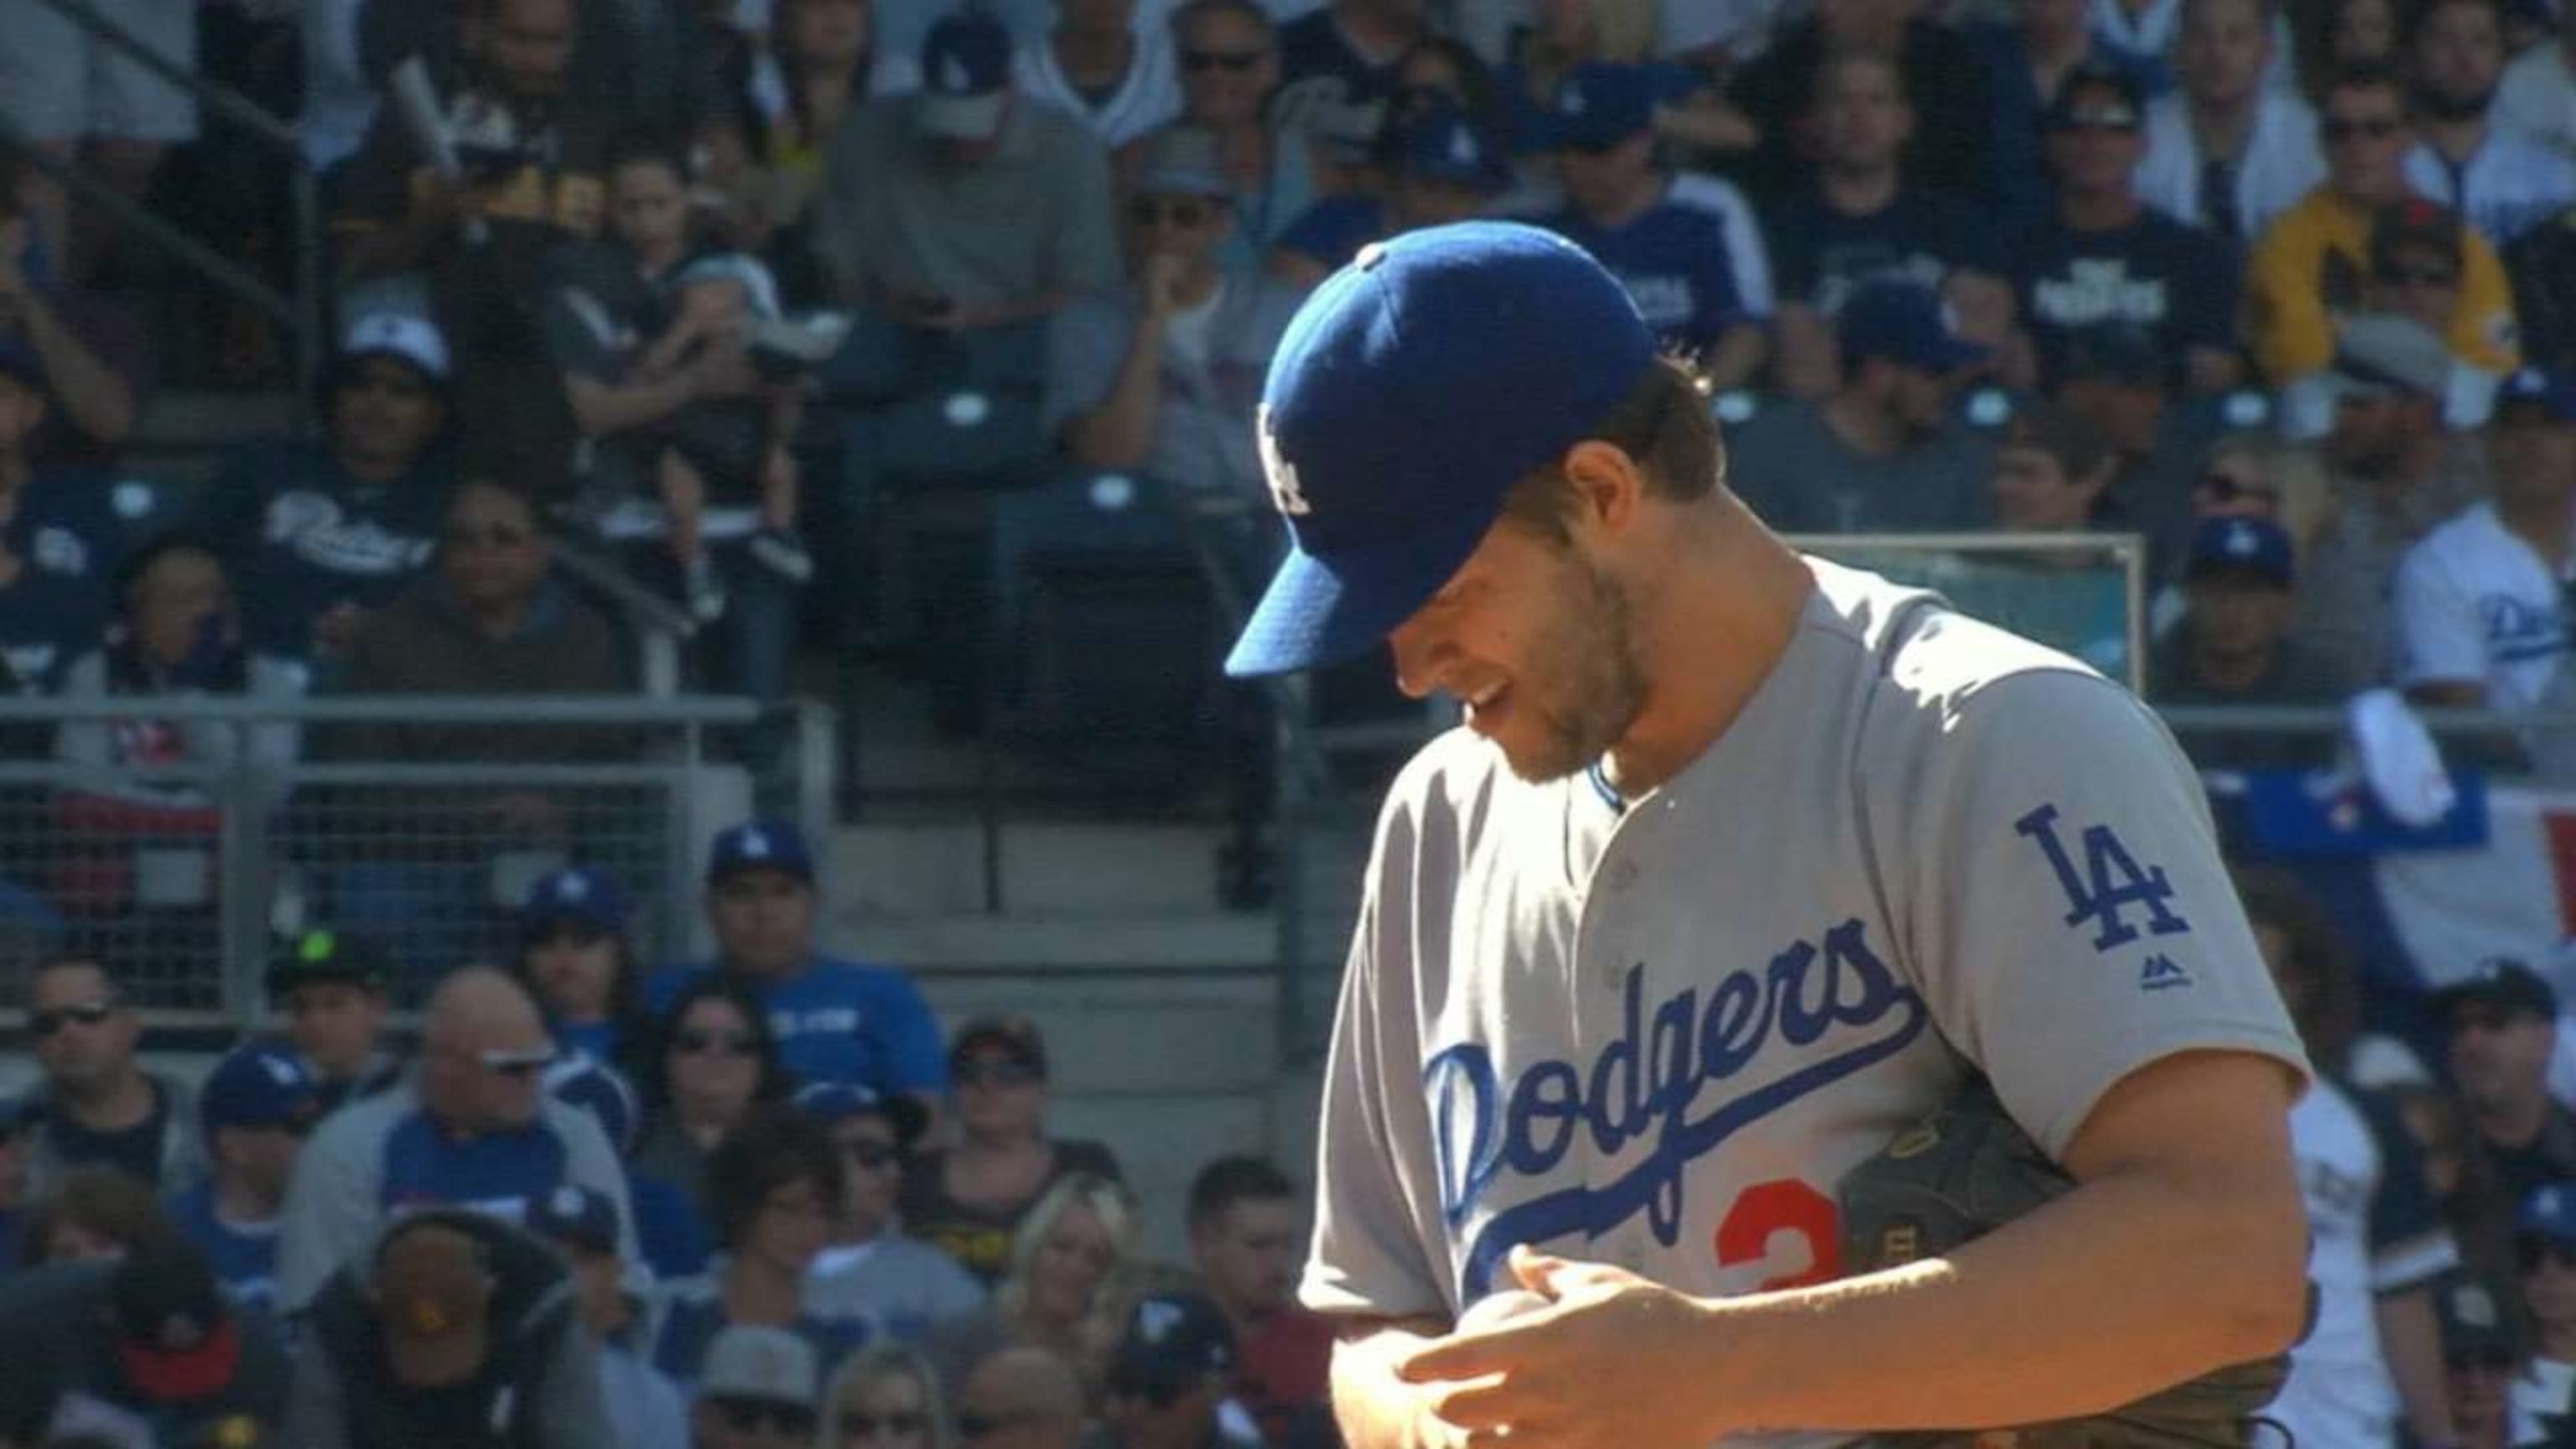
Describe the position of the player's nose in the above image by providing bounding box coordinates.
[1387,618,1453,700]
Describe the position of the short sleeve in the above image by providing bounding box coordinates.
[2392,535,2490,688]
[1889,661,2309,1158]
[873,971,949,1096]
[1301,796,1453,1322]
[1040,294,1136,441]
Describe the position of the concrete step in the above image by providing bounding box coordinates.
[825,819,1239,918]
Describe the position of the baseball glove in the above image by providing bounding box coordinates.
[1837,1078,2303,1449]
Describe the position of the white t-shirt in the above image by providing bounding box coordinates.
[1670,170,1776,319]
[2134,91,2325,242]
[1303,559,2309,1446]
[1012,33,1183,148]
[2392,500,2571,711]
[2498,43,2576,164]
[2271,1078,2459,1449]
[2405,128,2576,246]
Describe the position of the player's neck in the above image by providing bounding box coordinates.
[1605,506,1813,796]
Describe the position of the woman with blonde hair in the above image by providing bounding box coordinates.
[927,1171,1140,1401]
[818,1342,949,1449]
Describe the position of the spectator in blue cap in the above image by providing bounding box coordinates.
[1534,64,1763,390]
[1725,276,1999,534]
[815,6,1119,335]
[1097,1291,1259,1448]
[1222,219,2310,1446]
[529,1182,691,1449]
[2393,365,2576,779]
[165,1041,319,1311]
[2436,958,2576,1210]
[799,1081,988,1343]
[1270,102,1508,288]
[515,865,655,1072]
[2519,1183,2576,1412]
[2151,515,2350,770]
[648,818,946,1121]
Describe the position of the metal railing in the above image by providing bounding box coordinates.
[0,0,325,398]
[0,694,827,1024]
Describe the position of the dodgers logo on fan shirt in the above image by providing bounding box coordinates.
[1426,917,1928,1298]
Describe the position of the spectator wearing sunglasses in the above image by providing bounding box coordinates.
[638,974,795,1230]
[1096,1291,1261,1449]
[530,1182,691,1449]
[821,1340,950,1449]
[275,966,636,1315]
[1122,2,1309,274]
[2006,62,2246,397]
[516,865,656,1078]
[692,1324,823,1449]
[802,1083,986,1344]
[1012,0,1182,150]
[2247,62,2521,391]
[165,1041,322,1311]
[1047,123,1305,511]
[2359,199,2512,427]
[901,1019,1121,1286]
[18,954,204,1199]
[650,1106,872,1388]
[190,314,454,674]
[285,1208,610,1449]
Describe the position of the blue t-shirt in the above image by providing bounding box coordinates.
[644,957,948,1098]
[1276,195,1387,274]
[193,438,453,659]
[1543,186,1744,354]
[0,467,124,693]
[1764,184,2003,317]
[379,1105,574,1223]
[166,1182,282,1312]
[2007,207,2242,387]
[632,1171,709,1280]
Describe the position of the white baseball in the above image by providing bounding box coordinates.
[1455,1287,1553,1333]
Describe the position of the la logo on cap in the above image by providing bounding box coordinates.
[1140,1299,1184,1342]
[742,829,771,857]
[940,56,971,91]
[551,1186,584,1217]
[1257,406,1311,517]
[558,875,589,901]
[1561,81,1588,114]
[2227,522,2258,556]
[1450,128,1478,164]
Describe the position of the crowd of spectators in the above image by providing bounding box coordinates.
[3,0,2576,1442]
[0,815,1338,1447]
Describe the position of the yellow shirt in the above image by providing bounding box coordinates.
[2245,187,2519,382]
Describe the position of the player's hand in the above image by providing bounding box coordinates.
[1399,1246,1727,1448]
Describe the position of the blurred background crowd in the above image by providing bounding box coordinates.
[0,0,2574,1441]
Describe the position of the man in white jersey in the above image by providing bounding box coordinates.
[2395,365,2576,778]
[1222,220,2313,1447]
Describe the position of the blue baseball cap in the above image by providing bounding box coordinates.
[1550,62,1656,152]
[200,1041,321,1135]
[917,8,1012,140]
[792,1080,930,1147]
[1391,106,1511,193]
[522,866,630,936]
[527,1182,621,1255]
[2185,516,2294,588]
[706,818,814,884]
[1225,221,1656,678]
[2496,366,2576,424]
[1838,278,1987,374]
[1109,1291,1237,1395]
[545,1056,640,1156]
[2523,1184,2576,1249]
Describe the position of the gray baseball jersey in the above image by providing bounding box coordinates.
[1301,559,2309,1437]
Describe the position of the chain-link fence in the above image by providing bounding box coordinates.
[0,695,821,1021]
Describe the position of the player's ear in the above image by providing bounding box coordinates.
[1559,439,1644,532]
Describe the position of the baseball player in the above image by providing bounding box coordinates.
[1224,221,2314,1447]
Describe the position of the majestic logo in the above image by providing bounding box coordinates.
[2138,954,2192,992]
[1426,919,1928,1298]
[1256,404,1311,517]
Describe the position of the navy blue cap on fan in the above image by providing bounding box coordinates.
[706,818,815,883]
[917,8,1012,140]
[1550,62,1656,151]
[1838,278,1987,374]
[1392,106,1511,194]
[2521,1183,2576,1249]
[1224,221,1656,678]
[2185,516,2295,588]
[200,1041,321,1133]
[1109,1291,1237,1394]
[522,865,630,935]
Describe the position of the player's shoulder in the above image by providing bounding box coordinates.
[1806,558,2157,752]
